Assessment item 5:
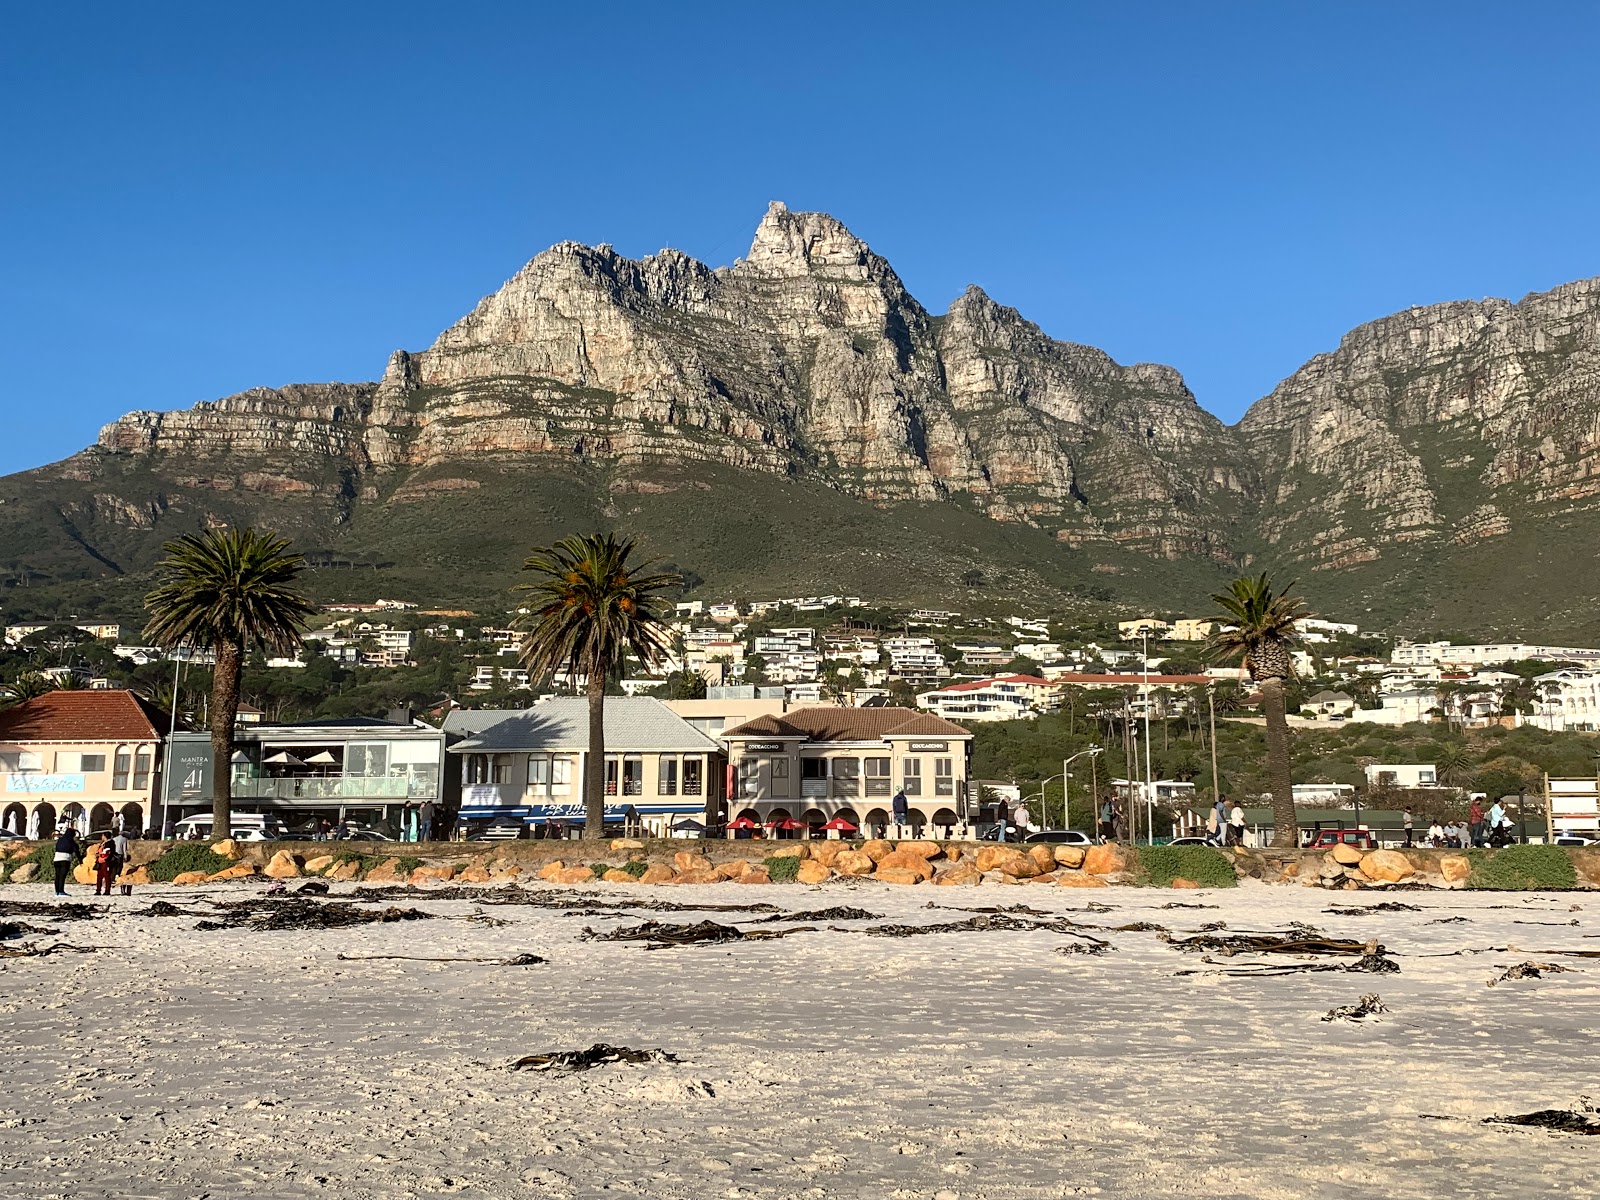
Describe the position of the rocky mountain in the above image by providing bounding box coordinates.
[5,203,1600,635]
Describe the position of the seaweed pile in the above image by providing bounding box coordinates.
[510,1044,682,1072]
[195,898,434,932]
[580,919,816,949]
[1321,993,1388,1022]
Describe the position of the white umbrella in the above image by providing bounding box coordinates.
[4,809,17,835]
[303,751,339,766]
[262,751,306,766]
[26,808,40,839]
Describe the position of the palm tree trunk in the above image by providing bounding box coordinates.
[210,639,243,838]
[1259,676,1296,847]
[585,671,606,837]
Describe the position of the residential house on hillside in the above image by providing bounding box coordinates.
[1118,618,1172,639]
[721,706,973,835]
[1364,764,1441,790]
[917,675,1059,722]
[0,690,173,838]
[444,698,722,836]
[1528,668,1600,732]
[1167,619,1215,642]
[1304,690,1356,718]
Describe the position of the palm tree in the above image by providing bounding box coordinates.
[1208,574,1306,847]
[144,528,315,837]
[514,533,680,836]
[1,672,54,707]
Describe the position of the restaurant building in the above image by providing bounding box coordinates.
[720,706,973,836]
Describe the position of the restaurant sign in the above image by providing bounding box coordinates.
[6,773,85,793]
[907,741,949,752]
[742,741,787,753]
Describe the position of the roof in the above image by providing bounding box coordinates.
[1050,673,1213,686]
[450,698,719,753]
[1308,690,1354,702]
[722,706,971,742]
[0,689,175,743]
[930,675,1052,693]
[441,708,533,738]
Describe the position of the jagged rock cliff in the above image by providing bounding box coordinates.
[9,203,1600,631]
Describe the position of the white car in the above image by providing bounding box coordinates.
[1551,835,1598,847]
[174,813,286,841]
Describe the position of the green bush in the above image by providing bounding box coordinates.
[619,859,648,878]
[147,843,232,882]
[2,842,76,884]
[763,854,802,882]
[395,856,423,875]
[1466,845,1578,890]
[589,862,612,877]
[1136,845,1237,889]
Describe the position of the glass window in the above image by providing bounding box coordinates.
[113,747,131,790]
[771,757,790,779]
[659,756,678,796]
[81,753,106,773]
[346,743,390,778]
[740,758,761,797]
[551,758,572,786]
[800,758,828,780]
[864,758,890,777]
[831,757,860,779]
[683,757,703,795]
[133,749,152,790]
[622,756,643,796]
[935,756,954,797]
[902,757,922,795]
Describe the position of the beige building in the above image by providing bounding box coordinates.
[0,690,172,837]
[721,706,972,836]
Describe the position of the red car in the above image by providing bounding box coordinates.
[1305,828,1377,850]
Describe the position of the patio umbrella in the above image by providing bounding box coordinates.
[766,817,804,831]
[3,810,17,835]
[727,817,760,830]
[671,817,707,832]
[303,750,339,766]
[820,817,858,831]
[262,751,306,766]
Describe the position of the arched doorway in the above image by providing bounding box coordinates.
[800,808,827,839]
[61,802,87,835]
[932,807,959,838]
[1,802,25,836]
[864,807,891,838]
[89,802,115,833]
[120,802,145,836]
[31,802,56,839]
[834,807,860,839]
[903,808,926,834]
[767,806,794,840]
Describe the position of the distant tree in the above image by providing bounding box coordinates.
[513,533,680,834]
[1208,574,1306,848]
[960,568,987,589]
[1003,655,1042,677]
[743,653,769,687]
[144,528,315,837]
[651,669,708,700]
[1,672,54,707]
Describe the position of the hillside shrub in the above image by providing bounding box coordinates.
[1466,845,1577,891]
[2,842,76,883]
[147,843,231,882]
[763,855,802,882]
[618,859,648,878]
[1136,845,1237,889]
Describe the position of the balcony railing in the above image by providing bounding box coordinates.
[233,776,429,800]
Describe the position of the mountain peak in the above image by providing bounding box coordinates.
[743,201,874,277]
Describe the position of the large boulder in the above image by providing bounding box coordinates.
[875,866,924,885]
[1439,854,1472,884]
[610,838,646,852]
[1359,850,1415,883]
[673,851,712,873]
[1331,843,1364,866]
[1054,845,1087,868]
[896,841,943,860]
[835,850,876,876]
[933,862,981,886]
[208,863,255,881]
[365,858,406,884]
[975,845,1014,873]
[536,861,566,882]
[766,844,808,860]
[601,868,637,884]
[118,865,149,887]
[304,855,336,874]
[860,839,894,862]
[1082,844,1129,876]
[998,852,1042,879]
[171,870,210,885]
[262,851,302,880]
[209,839,241,861]
[1171,877,1200,889]
[328,860,362,881]
[1056,871,1109,888]
[639,863,676,885]
[809,841,847,867]
[876,850,935,881]
[554,866,596,884]
[1025,872,1060,884]
[716,859,754,880]
[734,869,772,884]
[796,860,832,884]
[1027,844,1057,875]
[9,862,38,884]
[672,867,722,885]
[489,866,522,881]
[72,860,97,885]
[457,865,492,884]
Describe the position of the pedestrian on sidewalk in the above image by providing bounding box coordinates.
[891,789,909,833]
[1467,796,1485,848]
[53,825,79,896]
[1099,797,1115,842]
[994,798,1010,843]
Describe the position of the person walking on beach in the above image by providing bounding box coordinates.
[1467,796,1485,848]
[93,831,120,896]
[1228,800,1246,847]
[112,827,134,896]
[53,825,79,896]
[994,798,1010,842]
[1403,808,1414,847]
[891,789,909,833]
[419,800,436,842]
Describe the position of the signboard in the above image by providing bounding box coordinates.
[907,741,949,753]
[742,742,787,753]
[165,742,214,802]
[5,773,84,793]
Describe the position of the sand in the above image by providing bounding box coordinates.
[1,879,1596,1199]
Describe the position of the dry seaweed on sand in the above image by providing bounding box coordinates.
[352,884,779,914]
[1107,921,1169,933]
[1054,941,1110,956]
[195,898,435,932]
[580,919,817,949]
[927,902,1051,917]
[0,940,96,959]
[1159,931,1376,956]
[752,906,881,923]
[132,900,211,918]
[865,913,1106,940]
[0,920,58,939]
[1426,916,1470,925]
[510,1044,683,1072]
[1487,961,1574,987]
[295,880,330,895]
[1161,902,1218,910]
[336,951,546,965]
[1322,993,1388,1021]
[0,899,105,921]
[1484,1106,1600,1135]
[1324,902,1422,915]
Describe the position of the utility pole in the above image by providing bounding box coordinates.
[1142,631,1153,844]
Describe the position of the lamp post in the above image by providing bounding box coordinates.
[1033,774,1064,833]
[1061,746,1103,832]
[1141,632,1153,844]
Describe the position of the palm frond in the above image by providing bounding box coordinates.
[143,527,315,654]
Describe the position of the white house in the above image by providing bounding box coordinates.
[917,675,1058,722]
[1364,764,1439,789]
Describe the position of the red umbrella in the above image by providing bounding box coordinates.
[765,817,804,830]
[820,817,858,831]
[727,817,760,830]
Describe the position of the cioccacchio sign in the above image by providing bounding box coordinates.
[742,742,787,752]
[907,742,949,752]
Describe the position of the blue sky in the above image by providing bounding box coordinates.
[3,2,1598,475]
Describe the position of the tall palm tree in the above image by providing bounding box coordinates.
[2,672,56,707]
[1208,574,1306,848]
[514,533,681,836]
[144,528,314,837]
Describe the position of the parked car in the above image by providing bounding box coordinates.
[1551,834,1598,847]
[1165,836,1215,846]
[174,813,287,842]
[1021,829,1095,846]
[1304,828,1377,850]
[0,828,25,840]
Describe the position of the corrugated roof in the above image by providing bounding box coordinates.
[0,690,174,743]
[450,698,719,753]
[723,706,970,743]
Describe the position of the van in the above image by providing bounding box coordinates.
[173,813,286,842]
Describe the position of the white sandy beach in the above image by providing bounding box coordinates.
[2,879,1596,1199]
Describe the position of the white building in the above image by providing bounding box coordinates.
[1364,764,1438,790]
[1391,641,1600,668]
[1527,668,1600,731]
[917,675,1058,722]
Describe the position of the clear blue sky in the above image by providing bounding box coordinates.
[4,2,1598,475]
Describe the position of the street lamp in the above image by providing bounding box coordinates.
[1062,746,1103,831]
[1141,632,1154,844]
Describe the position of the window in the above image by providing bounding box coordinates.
[659,756,679,796]
[902,757,922,796]
[831,756,860,796]
[865,756,891,796]
[113,747,131,790]
[466,755,510,786]
[552,758,572,787]
[740,758,761,797]
[346,742,390,778]
[769,755,790,798]
[57,751,105,773]
[683,757,703,796]
[529,756,551,787]
[935,757,954,797]
[800,758,828,781]
[133,749,152,790]
[81,753,106,773]
[622,755,643,796]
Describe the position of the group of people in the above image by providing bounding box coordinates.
[1404,797,1518,849]
[51,826,135,898]
[1205,798,1248,846]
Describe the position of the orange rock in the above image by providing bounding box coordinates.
[672,867,722,885]
[209,839,241,861]
[835,850,876,876]
[1359,850,1414,883]
[861,839,894,862]
[639,863,676,885]
[673,851,712,873]
[262,851,302,879]
[457,865,492,883]
[208,863,256,881]
[999,852,1041,879]
[1056,871,1108,888]
[1082,844,1129,876]
[796,860,832,884]
[1331,843,1364,866]
[1027,844,1057,875]
[365,858,406,883]
[537,861,566,882]
[1439,854,1471,884]
[944,845,964,861]
[734,869,772,884]
[933,862,981,886]
[896,841,942,860]
[716,859,753,880]
[554,866,596,884]
[766,844,809,860]
[1025,871,1060,884]
[72,860,98,885]
[610,838,646,852]
[876,850,935,880]
[875,866,924,885]
[304,855,336,874]
[1053,845,1087,868]
[1279,860,1301,877]
[329,861,362,881]
[602,868,637,883]
[118,865,150,886]
[171,870,211,885]
[809,841,846,867]
[1171,877,1200,889]
[975,845,1012,873]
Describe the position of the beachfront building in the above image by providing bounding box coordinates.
[720,706,973,836]
[444,698,722,836]
[164,716,445,837]
[0,690,173,838]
